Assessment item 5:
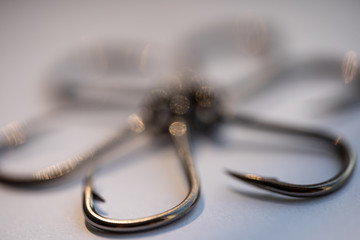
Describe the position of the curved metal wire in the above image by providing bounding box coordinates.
[0,120,132,186]
[226,114,356,197]
[83,121,200,232]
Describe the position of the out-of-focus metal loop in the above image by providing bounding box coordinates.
[0,120,133,185]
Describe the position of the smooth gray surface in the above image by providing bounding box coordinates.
[0,1,359,239]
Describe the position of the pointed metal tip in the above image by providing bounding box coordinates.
[226,169,271,183]
[226,169,253,180]
[92,191,106,203]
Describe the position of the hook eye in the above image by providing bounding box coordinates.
[225,114,356,197]
[83,120,200,232]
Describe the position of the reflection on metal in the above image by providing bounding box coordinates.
[244,173,263,181]
[1,121,27,147]
[334,136,342,146]
[170,95,190,115]
[342,51,358,84]
[169,120,187,136]
[33,153,93,181]
[128,114,146,133]
[195,86,216,108]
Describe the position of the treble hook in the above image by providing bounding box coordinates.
[226,114,356,197]
[0,78,355,233]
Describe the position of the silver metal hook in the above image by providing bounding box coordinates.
[226,114,356,197]
[83,120,200,232]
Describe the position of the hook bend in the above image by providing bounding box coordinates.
[83,127,200,232]
[226,114,356,197]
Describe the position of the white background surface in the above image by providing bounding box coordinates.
[0,1,360,239]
